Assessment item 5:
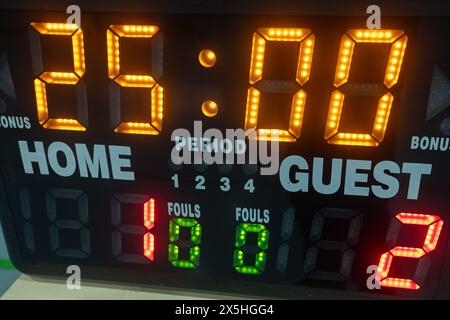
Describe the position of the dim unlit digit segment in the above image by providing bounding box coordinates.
[244,28,315,142]
[30,23,87,131]
[304,208,362,281]
[46,189,91,258]
[233,223,270,275]
[324,29,407,146]
[168,218,202,269]
[19,189,36,252]
[275,207,295,273]
[111,194,155,263]
[376,212,444,290]
[107,25,164,135]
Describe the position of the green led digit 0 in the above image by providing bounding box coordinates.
[233,223,269,275]
[168,218,202,269]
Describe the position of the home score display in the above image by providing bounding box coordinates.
[0,1,449,299]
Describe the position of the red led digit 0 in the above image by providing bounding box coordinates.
[107,25,163,135]
[325,29,407,147]
[245,28,315,142]
[143,198,155,261]
[31,23,86,131]
[376,212,444,290]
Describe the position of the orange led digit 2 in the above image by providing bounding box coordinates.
[0,0,449,299]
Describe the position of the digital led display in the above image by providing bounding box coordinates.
[0,0,449,299]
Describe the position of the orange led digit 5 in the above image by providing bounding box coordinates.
[324,29,408,147]
[107,25,164,135]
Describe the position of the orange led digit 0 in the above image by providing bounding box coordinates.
[31,23,86,131]
[324,29,408,147]
[244,28,315,142]
[107,25,163,135]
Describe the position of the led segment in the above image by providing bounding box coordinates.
[384,36,408,88]
[326,133,376,146]
[107,25,163,135]
[115,75,155,88]
[233,223,269,275]
[396,212,441,225]
[288,90,307,138]
[34,79,49,126]
[39,72,79,84]
[143,199,155,261]
[376,212,444,290]
[258,28,309,41]
[106,29,120,77]
[168,218,202,269]
[324,90,344,140]
[244,87,260,130]
[296,34,315,85]
[245,28,314,142]
[31,22,86,131]
[31,22,79,35]
[325,29,407,147]
[372,92,393,142]
[256,129,298,142]
[249,33,266,84]
[72,29,85,76]
[333,35,355,87]
[347,29,404,43]
[110,25,158,37]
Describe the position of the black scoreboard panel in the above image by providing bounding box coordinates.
[0,0,449,299]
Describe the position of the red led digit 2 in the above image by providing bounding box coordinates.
[376,212,444,290]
